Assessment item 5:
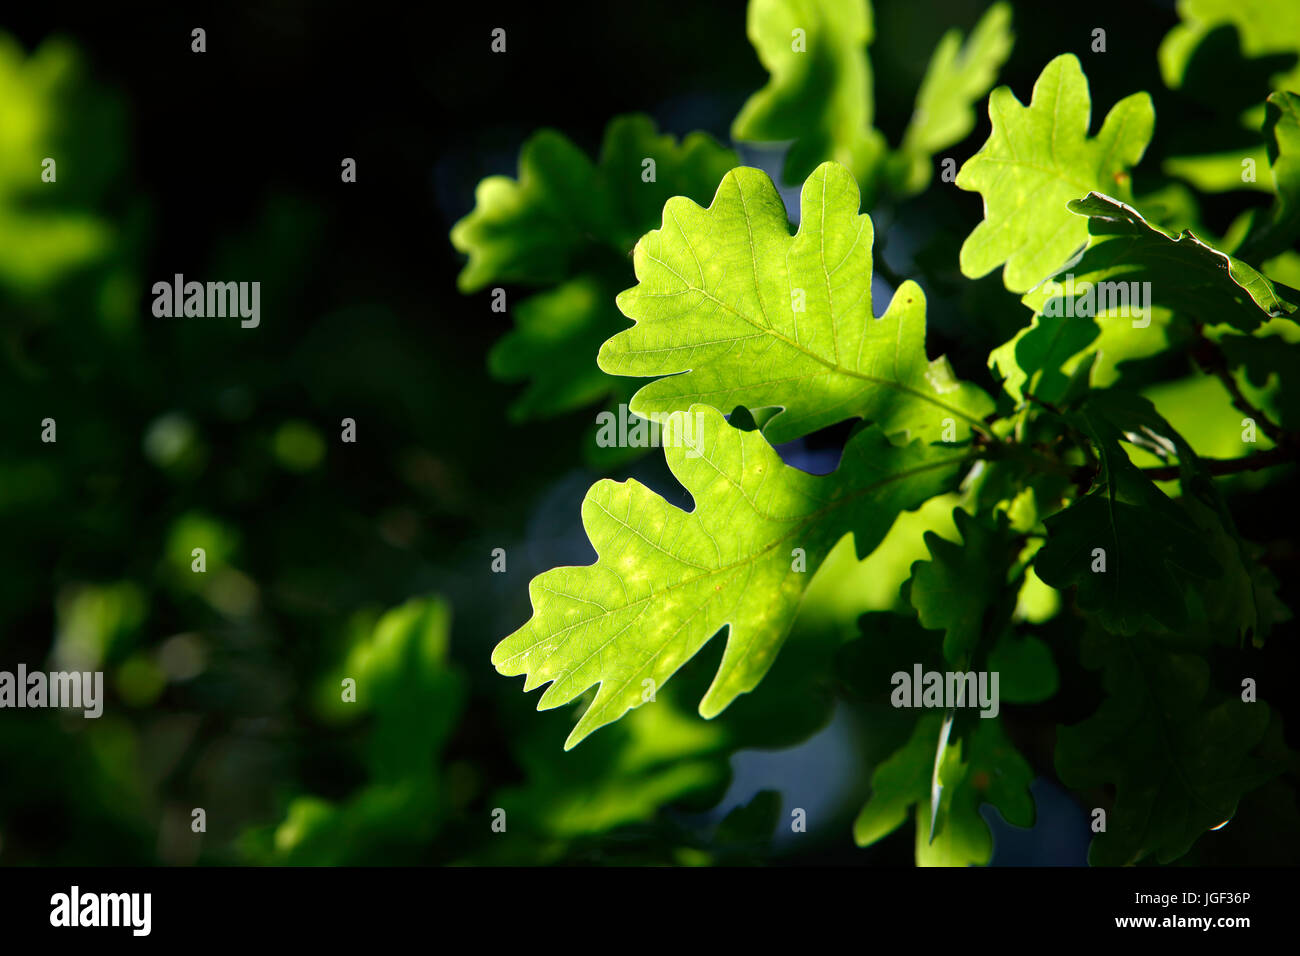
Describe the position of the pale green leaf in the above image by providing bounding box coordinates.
[732,0,886,189]
[892,3,1014,195]
[956,54,1154,292]
[601,161,993,444]
[493,405,968,748]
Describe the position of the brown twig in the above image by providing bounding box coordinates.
[1023,392,1064,416]
[1142,446,1296,481]
[1191,328,1284,443]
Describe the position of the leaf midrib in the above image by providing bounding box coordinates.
[639,245,987,429]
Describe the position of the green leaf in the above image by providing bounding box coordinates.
[920,716,1035,867]
[987,629,1058,703]
[452,131,601,292]
[1219,328,1300,429]
[492,405,968,748]
[905,508,1016,664]
[0,36,117,292]
[487,585,853,853]
[1162,148,1274,196]
[1056,628,1280,865]
[733,0,1013,202]
[732,0,887,191]
[854,712,942,848]
[323,597,464,783]
[492,688,732,844]
[891,3,1015,195]
[1023,193,1299,332]
[1238,92,1300,262]
[263,597,465,864]
[1150,376,1294,645]
[841,612,1037,866]
[801,493,964,621]
[836,611,947,753]
[1074,384,1291,645]
[486,275,629,422]
[601,161,994,444]
[956,54,1154,292]
[451,114,737,420]
[1136,371,1278,467]
[1178,495,1292,645]
[1159,0,1300,96]
[988,311,1099,406]
[452,115,735,290]
[854,713,1035,867]
[1034,391,1221,635]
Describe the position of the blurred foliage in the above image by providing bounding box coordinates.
[451,115,737,466]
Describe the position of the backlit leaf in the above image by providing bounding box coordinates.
[956,54,1154,292]
[601,161,993,444]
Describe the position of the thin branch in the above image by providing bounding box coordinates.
[1023,391,1063,416]
[1191,329,1284,443]
[974,433,1075,478]
[1142,446,1297,481]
